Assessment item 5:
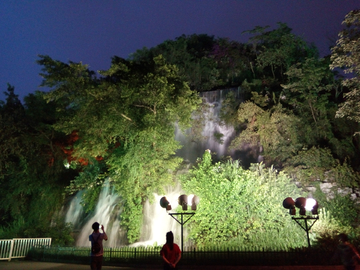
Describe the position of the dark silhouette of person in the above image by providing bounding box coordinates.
[332,233,360,270]
[89,222,108,270]
[160,231,181,270]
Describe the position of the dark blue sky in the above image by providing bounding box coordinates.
[1,1,359,102]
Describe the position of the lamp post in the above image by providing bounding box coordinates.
[160,194,199,251]
[283,197,319,248]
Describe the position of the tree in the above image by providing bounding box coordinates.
[282,56,360,168]
[281,58,334,142]
[331,10,360,124]
[131,34,253,91]
[38,54,201,242]
[130,34,220,91]
[0,85,28,225]
[229,38,360,184]
[210,37,252,86]
[245,23,318,82]
[0,86,73,242]
[230,101,301,166]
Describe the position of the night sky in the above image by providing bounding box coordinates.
[1,1,359,102]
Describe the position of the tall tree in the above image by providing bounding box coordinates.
[245,23,318,80]
[0,86,72,241]
[130,34,252,91]
[229,23,360,184]
[38,54,201,242]
[330,10,360,125]
[281,58,334,143]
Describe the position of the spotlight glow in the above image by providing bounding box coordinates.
[305,198,316,211]
[187,194,195,206]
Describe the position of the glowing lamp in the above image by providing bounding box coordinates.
[305,198,318,215]
[295,197,306,215]
[162,194,198,251]
[283,197,296,215]
[178,194,188,210]
[311,203,319,215]
[160,196,172,211]
[282,196,319,248]
[188,194,200,210]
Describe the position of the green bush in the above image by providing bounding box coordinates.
[181,151,308,250]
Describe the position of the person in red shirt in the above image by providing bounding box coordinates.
[160,231,181,270]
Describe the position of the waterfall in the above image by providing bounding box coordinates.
[65,182,186,247]
[175,88,241,163]
[65,183,124,247]
[64,88,244,247]
[65,190,85,228]
[133,182,185,247]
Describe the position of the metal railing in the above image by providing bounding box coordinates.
[28,245,334,266]
[0,238,52,261]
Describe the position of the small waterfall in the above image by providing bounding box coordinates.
[64,88,244,247]
[66,182,186,247]
[133,183,185,247]
[65,183,124,247]
[175,88,242,163]
[65,190,85,227]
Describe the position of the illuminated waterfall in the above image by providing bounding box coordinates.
[175,88,241,163]
[67,183,123,247]
[65,88,243,247]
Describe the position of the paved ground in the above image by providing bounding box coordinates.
[0,261,351,270]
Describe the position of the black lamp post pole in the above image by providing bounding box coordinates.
[168,212,195,251]
[292,216,319,248]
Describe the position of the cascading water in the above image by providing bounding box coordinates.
[66,183,123,247]
[65,190,85,228]
[64,88,244,247]
[133,182,185,247]
[64,180,187,247]
[175,88,242,163]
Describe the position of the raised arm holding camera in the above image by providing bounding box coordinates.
[89,222,108,270]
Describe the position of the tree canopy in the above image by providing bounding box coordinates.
[331,10,360,124]
[37,54,201,242]
[0,85,75,243]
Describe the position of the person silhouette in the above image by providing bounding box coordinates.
[332,233,360,270]
[89,222,108,270]
[160,231,181,269]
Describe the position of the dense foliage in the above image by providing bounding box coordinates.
[182,151,306,249]
[331,10,360,124]
[37,54,201,243]
[1,9,360,248]
[130,34,253,91]
[0,85,76,244]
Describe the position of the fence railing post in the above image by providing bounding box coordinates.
[1,241,332,266]
[8,240,14,261]
[1,238,51,261]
